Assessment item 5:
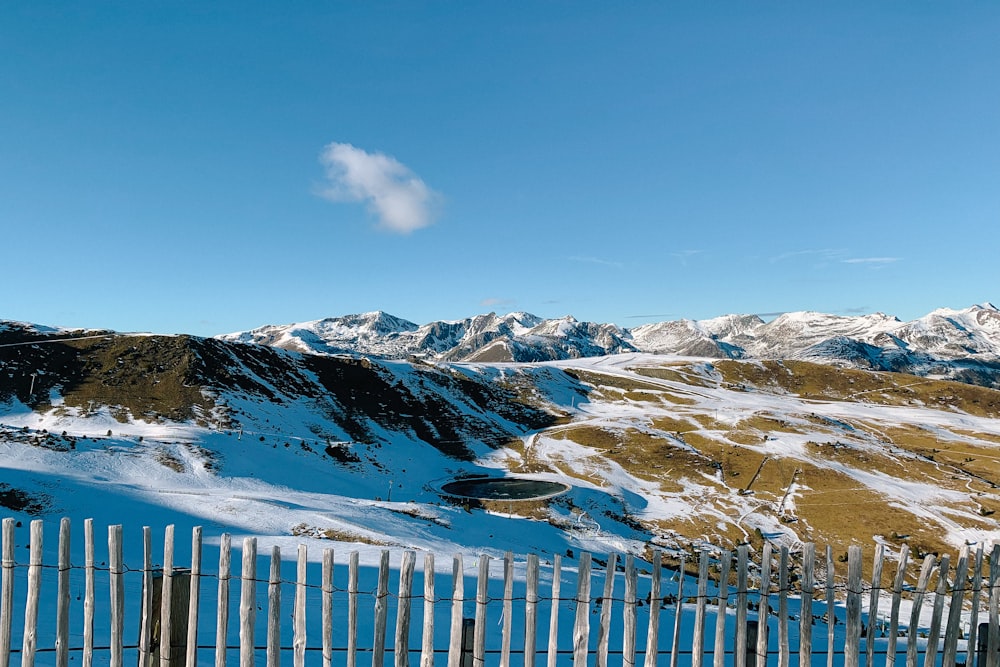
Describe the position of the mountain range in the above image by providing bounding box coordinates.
[3,303,1000,560]
[220,303,1000,387]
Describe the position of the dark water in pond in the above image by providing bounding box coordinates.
[439,477,569,500]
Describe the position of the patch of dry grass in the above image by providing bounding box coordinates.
[632,365,717,388]
[712,360,1000,418]
[291,523,393,546]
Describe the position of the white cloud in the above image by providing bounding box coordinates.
[317,142,441,234]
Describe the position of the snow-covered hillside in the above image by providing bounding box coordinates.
[3,320,1000,567]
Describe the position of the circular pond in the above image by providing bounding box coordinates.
[440,477,570,501]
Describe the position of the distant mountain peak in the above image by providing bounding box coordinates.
[209,304,1000,386]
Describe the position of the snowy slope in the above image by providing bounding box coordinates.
[3,323,1000,566]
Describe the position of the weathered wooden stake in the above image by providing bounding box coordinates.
[645,550,663,667]
[21,520,42,667]
[942,547,969,667]
[886,544,909,667]
[844,545,862,667]
[215,533,232,667]
[968,544,985,667]
[548,555,563,667]
[906,554,936,667]
[925,556,951,667]
[110,524,125,667]
[756,543,771,667]
[473,556,490,667]
[623,555,637,667]
[777,546,789,667]
[322,549,334,667]
[714,550,732,667]
[395,550,416,667]
[693,551,708,667]
[348,551,359,667]
[187,527,203,667]
[866,543,885,667]
[735,545,749,667]
[373,550,390,667]
[84,518,95,667]
[266,546,281,667]
[448,554,464,667]
[670,554,684,667]
[421,553,435,667]
[239,537,257,667]
[596,554,617,667]
[525,554,540,667]
[501,552,514,667]
[800,544,815,667]
[573,552,592,667]
[294,545,310,667]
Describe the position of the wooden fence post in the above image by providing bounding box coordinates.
[756,543,772,667]
[22,520,43,667]
[448,554,464,667]
[421,553,435,667]
[239,537,257,667]
[943,547,970,667]
[322,549,334,667]
[886,544,909,667]
[777,546,789,667]
[110,524,125,667]
[373,550,390,667]
[216,533,232,667]
[525,554,540,667]
[799,544,814,667]
[825,546,835,667]
[986,545,1000,667]
[139,527,153,667]
[735,545,749,667]
[670,554,684,667]
[844,545,862,667]
[925,556,951,667]
[573,552,592,667]
[473,555,490,667]
[501,552,514,667]
[644,551,662,667]
[0,518,15,667]
[84,518,95,667]
[267,546,281,667]
[187,527,203,667]
[713,550,732,667]
[866,544,885,667]
[56,518,71,667]
[623,555,637,667]
[395,551,416,667]
[596,554,617,667]
[159,523,183,667]
[294,545,306,667]
[692,550,708,667]
[967,544,985,667]
[349,551,359,667]
[548,554,563,667]
[906,554,937,667]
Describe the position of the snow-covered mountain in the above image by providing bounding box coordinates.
[4,319,1000,563]
[221,303,1000,386]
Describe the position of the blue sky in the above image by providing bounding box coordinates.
[2,3,998,336]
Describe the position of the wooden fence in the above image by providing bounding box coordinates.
[1,517,999,667]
